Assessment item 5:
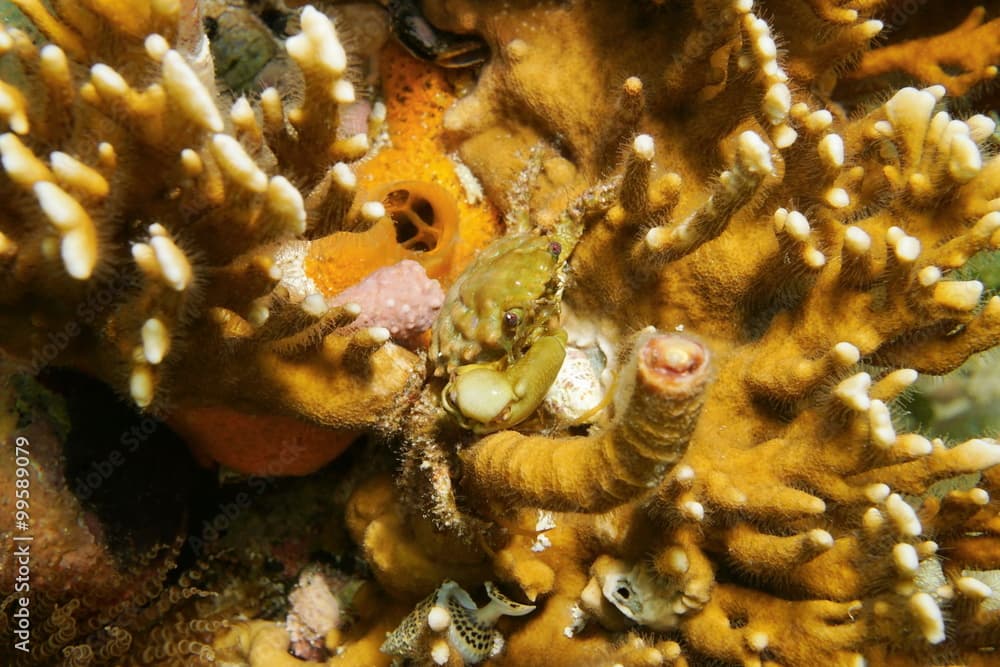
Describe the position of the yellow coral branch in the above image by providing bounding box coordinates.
[845,7,1000,95]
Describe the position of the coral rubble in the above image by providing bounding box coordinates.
[3,0,1000,666]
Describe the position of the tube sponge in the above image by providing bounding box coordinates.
[459,329,711,512]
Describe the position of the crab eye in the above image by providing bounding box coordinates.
[503,310,521,329]
[548,241,562,259]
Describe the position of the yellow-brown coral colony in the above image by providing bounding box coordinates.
[2,0,1000,666]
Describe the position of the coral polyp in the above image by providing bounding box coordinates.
[2,0,1000,666]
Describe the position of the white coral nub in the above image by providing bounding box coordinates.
[1,132,51,185]
[633,134,655,161]
[50,151,109,197]
[835,372,871,411]
[34,181,98,279]
[818,133,844,168]
[162,50,223,132]
[287,6,347,76]
[141,318,170,365]
[266,175,307,235]
[211,133,268,192]
[909,593,945,644]
[885,493,922,537]
[134,224,192,291]
[933,281,983,311]
[736,130,774,176]
[130,365,154,408]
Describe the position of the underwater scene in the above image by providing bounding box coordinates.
[1,0,999,665]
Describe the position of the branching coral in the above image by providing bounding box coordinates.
[356,1,1000,665]
[844,6,1000,96]
[4,1,1000,666]
[0,0,438,444]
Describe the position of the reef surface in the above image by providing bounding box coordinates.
[1,1,999,666]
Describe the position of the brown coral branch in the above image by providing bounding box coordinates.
[844,7,1000,95]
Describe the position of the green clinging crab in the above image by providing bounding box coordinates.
[430,178,620,434]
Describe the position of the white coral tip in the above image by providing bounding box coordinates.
[680,500,704,521]
[267,176,306,235]
[825,187,850,208]
[90,64,128,96]
[892,542,919,576]
[430,639,450,666]
[933,280,983,311]
[886,493,922,537]
[843,226,871,254]
[784,210,810,241]
[807,529,834,549]
[633,134,655,161]
[300,6,347,75]
[909,593,945,644]
[864,483,890,503]
[896,433,932,457]
[894,234,921,262]
[149,234,192,291]
[333,79,355,105]
[736,130,773,175]
[144,34,169,61]
[967,114,996,142]
[674,465,695,483]
[818,133,844,168]
[803,246,825,268]
[885,88,936,131]
[762,83,791,124]
[868,399,896,449]
[61,227,98,280]
[834,372,871,411]
[34,181,85,231]
[956,576,992,600]
[230,96,256,126]
[746,631,769,652]
[863,507,885,531]
[860,19,883,38]
[969,488,990,505]
[948,134,981,182]
[211,133,268,192]
[918,266,941,286]
[163,50,224,132]
[804,109,833,132]
[130,366,154,408]
[360,201,386,222]
[950,438,1000,471]
[833,341,860,365]
[924,85,946,101]
[302,293,328,317]
[141,318,170,365]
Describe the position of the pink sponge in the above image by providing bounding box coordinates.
[329,259,445,348]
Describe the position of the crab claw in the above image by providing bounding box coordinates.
[448,367,515,424]
[444,331,567,433]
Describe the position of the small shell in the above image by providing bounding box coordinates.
[543,345,607,422]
